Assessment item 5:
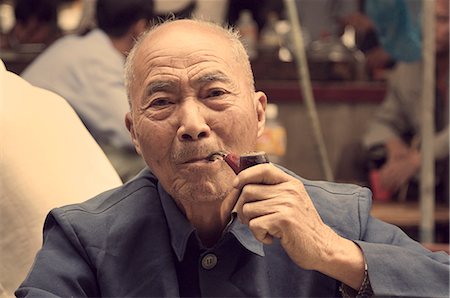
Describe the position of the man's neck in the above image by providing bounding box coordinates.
[179,199,235,248]
[184,202,231,247]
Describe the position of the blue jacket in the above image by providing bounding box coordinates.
[16,168,449,297]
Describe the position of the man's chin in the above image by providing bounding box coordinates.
[170,178,230,203]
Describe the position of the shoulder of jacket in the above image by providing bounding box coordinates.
[55,168,159,216]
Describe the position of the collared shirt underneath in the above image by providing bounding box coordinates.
[158,183,269,297]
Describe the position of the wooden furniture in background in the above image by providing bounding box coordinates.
[371,201,449,253]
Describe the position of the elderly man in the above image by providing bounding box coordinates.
[16,19,449,297]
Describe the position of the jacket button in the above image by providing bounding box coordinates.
[201,253,218,270]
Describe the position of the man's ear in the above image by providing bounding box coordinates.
[254,91,267,138]
[125,112,142,156]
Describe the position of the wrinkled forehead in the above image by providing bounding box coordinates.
[135,21,238,69]
[126,20,252,102]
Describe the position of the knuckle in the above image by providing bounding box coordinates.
[248,217,264,232]
[242,203,252,216]
[241,184,255,197]
[248,218,258,230]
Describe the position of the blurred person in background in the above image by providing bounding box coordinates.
[337,0,449,202]
[0,0,62,50]
[21,0,155,182]
[362,0,449,202]
[226,0,357,42]
[293,0,358,42]
[342,0,422,80]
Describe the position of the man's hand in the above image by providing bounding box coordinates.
[232,164,365,290]
[340,12,375,33]
[379,138,421,192]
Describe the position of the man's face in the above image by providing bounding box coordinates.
[126,21,266,204]
[436,0,449,54]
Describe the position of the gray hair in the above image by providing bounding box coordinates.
[124,18,255,107]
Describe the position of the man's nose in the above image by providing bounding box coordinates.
[176,101,211,141]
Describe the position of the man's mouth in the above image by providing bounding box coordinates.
[206,151,240,174]
[182,152,224,164]
[183,156,210,164]
[173,148,228,165]
[206,151,227,161]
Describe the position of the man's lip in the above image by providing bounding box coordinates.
[176,150,227,165]
[181,156,211,164]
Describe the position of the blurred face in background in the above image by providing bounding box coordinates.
[435,0,449,55]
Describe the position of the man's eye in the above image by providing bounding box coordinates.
[150,98,172,108]
[207,89,227,98]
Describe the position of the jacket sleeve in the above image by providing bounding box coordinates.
[355,194,449,297]
[15,210,100,297]
[283,166,449,297]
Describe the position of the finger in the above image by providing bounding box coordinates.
[234,184,274,215]
[239,183,282,203]
[233,163,293,189]
[251,223,274,244]
[240,198,279,225]
[261,233,274,245]
[380,173,400,191]
[383,174,403,192]
[379,170,395,189]
[234,182,295,220]
[388,166,409,189]
[234,184,270,221]
[248,213,283,244]
[379,165,402,190]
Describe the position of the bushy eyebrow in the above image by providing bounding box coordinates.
[144,80,177,97]
[195,71,232,85]
[143,71,232,99]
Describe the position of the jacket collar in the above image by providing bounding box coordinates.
[157,182,264,262]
